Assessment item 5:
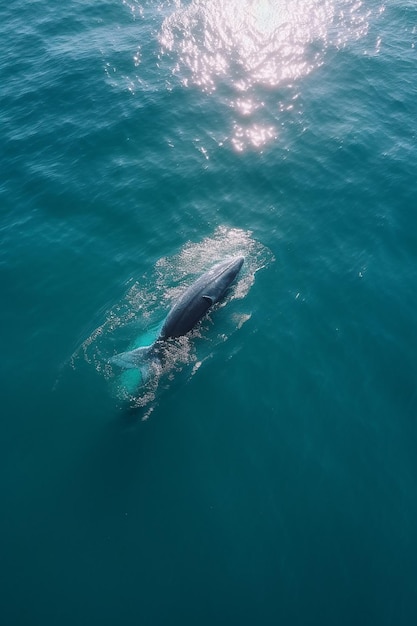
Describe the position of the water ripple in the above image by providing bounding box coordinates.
[160,0,371,150]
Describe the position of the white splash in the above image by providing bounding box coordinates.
[68,227,273,416]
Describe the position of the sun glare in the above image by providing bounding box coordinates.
[160,0,370,150]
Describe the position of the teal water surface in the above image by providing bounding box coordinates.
[1,1,417,625]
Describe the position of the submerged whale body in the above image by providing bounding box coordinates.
[110,256,244,379]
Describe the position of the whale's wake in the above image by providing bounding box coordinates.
[68,227,273,418]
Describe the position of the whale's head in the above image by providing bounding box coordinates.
[207,256,244,301]
[219,256,244,282]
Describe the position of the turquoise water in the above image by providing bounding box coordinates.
[1,0,417,624]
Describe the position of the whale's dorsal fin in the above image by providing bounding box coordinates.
[202,295,214,304]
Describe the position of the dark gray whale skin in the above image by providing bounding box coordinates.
[159,256,244,340]
[110,256,244,372]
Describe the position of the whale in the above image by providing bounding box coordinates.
[110,256,244,380]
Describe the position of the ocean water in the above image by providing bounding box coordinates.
[1,0,417,624]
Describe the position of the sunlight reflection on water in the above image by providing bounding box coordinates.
[160,0,370,150]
